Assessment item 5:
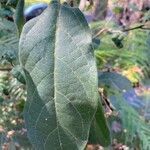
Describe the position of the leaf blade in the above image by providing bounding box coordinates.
[19,2,110,149]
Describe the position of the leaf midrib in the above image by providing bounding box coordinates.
[53,2,63,150]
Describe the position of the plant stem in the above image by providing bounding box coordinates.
[122,24,145,32]
[94,24,150,38]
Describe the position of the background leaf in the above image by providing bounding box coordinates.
[14,0,25,36]
[88,102,111,146]
[11,65,26,84]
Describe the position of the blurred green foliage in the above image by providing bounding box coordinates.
[90,21,150,83]
[98,72,150,149]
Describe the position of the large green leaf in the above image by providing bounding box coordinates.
[19,1,110,149]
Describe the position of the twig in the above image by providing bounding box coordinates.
[0,67,12,71]
[141,27,150,30]
[122,24,145,32]
[94,23,150,38]
[93,28,109,38]
[98,88,115,112]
